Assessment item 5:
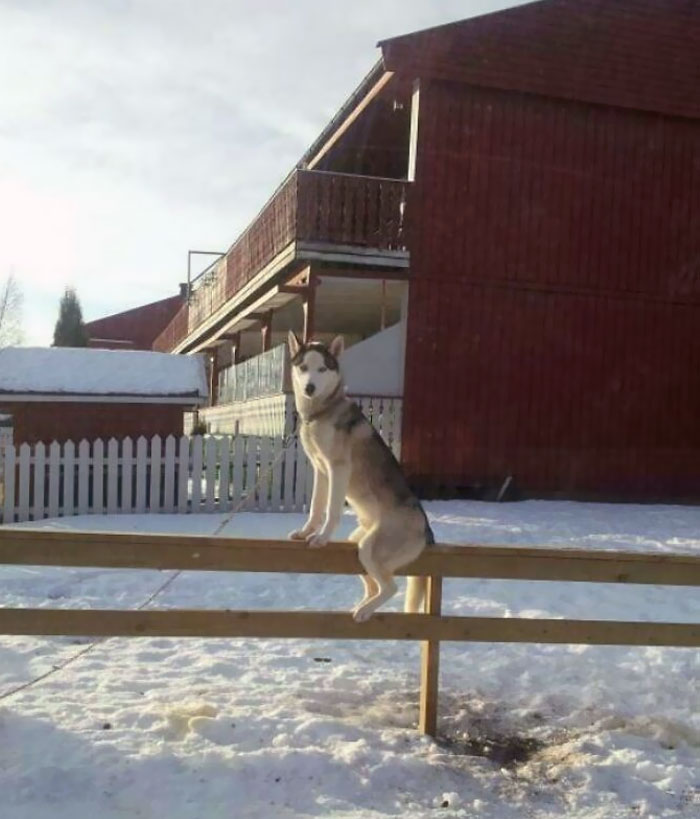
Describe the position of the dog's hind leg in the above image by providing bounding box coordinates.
[352,574,379,616]
[404,576,427,613]
[347,525,365,543]
[352,530,398,622]
[347,526,379,614]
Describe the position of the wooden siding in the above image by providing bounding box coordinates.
[2,403,186,447]
[402,81,700,498]
[381,0,700,122]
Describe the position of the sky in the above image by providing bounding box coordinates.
[1,0,524,345]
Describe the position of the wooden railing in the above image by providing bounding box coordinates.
[1,530,698,736]
[152,170,409,351]
[296,170,406,250]
[224,173,299,301]
[217,344,289,404]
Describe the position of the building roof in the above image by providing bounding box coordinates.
[380,0,700,121]
[85,292,186,351]
[0,347,208,403]
[298,59,386,168]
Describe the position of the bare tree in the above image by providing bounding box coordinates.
[0,273,23,348]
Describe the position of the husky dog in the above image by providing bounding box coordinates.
[287,332,434,622]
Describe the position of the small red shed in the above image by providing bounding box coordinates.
[0,347,208,446]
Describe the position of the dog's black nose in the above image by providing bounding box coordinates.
[305,383,316,396]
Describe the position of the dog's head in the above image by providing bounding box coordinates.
[288,332,344,402]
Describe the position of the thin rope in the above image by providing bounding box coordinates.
[0,429,297,703]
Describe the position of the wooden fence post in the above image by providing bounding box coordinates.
[419,575,443,737]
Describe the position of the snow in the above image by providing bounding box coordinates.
[1,500,699,818]
[0,347,208,399]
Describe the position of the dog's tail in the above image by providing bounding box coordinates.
[404,576,428,613]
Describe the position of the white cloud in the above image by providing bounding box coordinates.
[0,0,520,344]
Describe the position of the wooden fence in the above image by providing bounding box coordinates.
[0,434,313,523]
[0,529,698,735]
[0,399,403,524]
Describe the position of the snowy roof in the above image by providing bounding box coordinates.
[0,347,208,403]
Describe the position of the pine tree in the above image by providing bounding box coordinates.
[53,287,89,347]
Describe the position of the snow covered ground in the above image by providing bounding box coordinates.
[1,501,699,818]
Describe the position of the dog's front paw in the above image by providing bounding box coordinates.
[352,604,375,623]
[288,529,310,541]
[307,531,330,548]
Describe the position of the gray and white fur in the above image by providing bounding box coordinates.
[287,332,434,621]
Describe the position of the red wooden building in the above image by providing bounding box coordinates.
[86,290,186,351]
[153,0,700,501]
[0,348,207,446]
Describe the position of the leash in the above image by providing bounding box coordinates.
[0,426,299,703]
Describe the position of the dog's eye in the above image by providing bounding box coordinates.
[318,366,327,373]
[299,364,308,373]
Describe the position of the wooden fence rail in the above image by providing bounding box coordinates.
[1,529,698,735]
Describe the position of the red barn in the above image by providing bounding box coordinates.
[152,0,700,501]
[0,348,208,446]
[86,291,186,351]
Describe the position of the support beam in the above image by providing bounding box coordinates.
[307,72,395,170]
[302,272,318,342]
[407,79,420,182]
[259,310,273,352]
[231,332,241,365]
[279,284,311,297]
[419,576,443,736]
[217,332,241,364]
[209,348,218,407]
[380,279,387,330]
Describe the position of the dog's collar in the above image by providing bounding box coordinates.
[300,382,345,424]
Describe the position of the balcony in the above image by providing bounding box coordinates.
[153,169,409,353]
[203,339,403,448]
[217,344,289,404]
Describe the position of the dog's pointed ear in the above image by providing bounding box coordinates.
[288,330,301,357]
[329,335,344,359]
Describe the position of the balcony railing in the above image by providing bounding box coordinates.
[152,170,408,353]
[217,344,289,404]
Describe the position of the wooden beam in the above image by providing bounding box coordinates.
[230,332,241,364]
[209,348,218,407]
[1,530,699,586]
[279,285,310,296]
[307,72,395,170]
[260,309,273,352]
[407,79,420,182]
[302,272,318,342]
[419,576,442,736]
[313,267,409,281]
[0,608,697,646]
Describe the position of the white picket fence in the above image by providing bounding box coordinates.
[0,435,306,523]
[0,408,402,523]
